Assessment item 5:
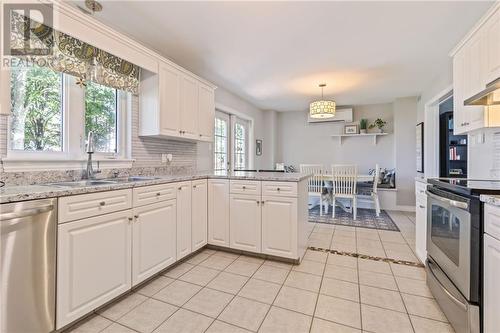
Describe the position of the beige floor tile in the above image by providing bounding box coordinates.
[335,225,357,232]
[311,232,333,241]
[198,254,235,270]
[356,231,380,241]
[385,250,419,263]
[378,231,407,244]
[332,235,356,246]
[356,247,386,257]
[410,315,455,333]
[205,320,252,333]
[238,278,281,304]
[314,294,361,329]
[185,252,213,265]
[206,271,249,294]
[152,280,202,306]
[214,251,241,260]
[303,250,328,263]
[200,248,217,255]
[324,264,358,283]
[361,304,413,333]
[359,270,398,291]
[224,260,261,277]
[320,277,359,302]
[335,230,356,237]
[359,285,405,312]
[382,242,413,252]
[183,287,233,318]
[253,265,290,284]
[101,323,136,333]
[117,298,177,333]
[259,306,312,333]
[163,262,195,279]
[308,238,331,249]
[310,318,361,333]
[178,265,220,286]
[330,243,357,253]
[219,296,270,331]
[67,314,113,333]
[395,276,433,297]
[274,286,318,316]
[237,255,265,265]
[390,263,426,281]
[136,276,175,297]
[327,253,358,269]
[358,239,383,248]
[357,258,392,275]
[154,309,213,333]
[98,293,147,321]
[402,293,448,321]
[284,270,322,292]
[263,259,293,270]
[292,259,325,276]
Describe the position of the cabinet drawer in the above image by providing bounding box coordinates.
[485,204,500,241]
[230,180,261,195]
[262,181,297,197]
[133,183,176,207]
[59,189,132,223]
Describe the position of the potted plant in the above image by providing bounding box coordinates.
[359,119,368,134]
[369,118,387,133]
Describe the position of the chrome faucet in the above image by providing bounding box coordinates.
[83,132,100,179]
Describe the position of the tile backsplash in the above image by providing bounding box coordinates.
[0,96,202,186]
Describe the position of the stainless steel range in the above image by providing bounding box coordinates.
[426,179,500,333]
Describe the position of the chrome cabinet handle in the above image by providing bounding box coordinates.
[426,191,469,210]
[128,217,133,222]
[277,187,281,191]
[193,185,197,189]
[419,205,425,209]
[178,187,182,190]
[256,200,260,205]
[156,192,161,196]
[242,186,246,189]
[427,260,467,311]
[99,201,106,206]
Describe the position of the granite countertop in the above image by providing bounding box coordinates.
[0,171,311,204]
[480,194,500,207]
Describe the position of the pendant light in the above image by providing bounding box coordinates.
[309,83,336,119]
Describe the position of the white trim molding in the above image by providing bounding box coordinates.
[1,158,135,172]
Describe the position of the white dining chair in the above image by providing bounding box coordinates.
[331,164,358,220]
[356,164,381,217]
[300,164,325,216]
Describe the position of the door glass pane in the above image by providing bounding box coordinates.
[234,122,246,170]
[10,64,63,151]
[214,117,228,171]
[430,204,460,265]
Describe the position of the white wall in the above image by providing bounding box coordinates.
[276,103,395,173]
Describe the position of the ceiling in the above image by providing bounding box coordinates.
[74,1,493,111]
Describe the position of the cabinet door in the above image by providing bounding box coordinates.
[485,9,500,84]
[198,84,215,141]
[484,233,500,333]
[159,63,181,136]
[453,50,468,135]
[208,179,230,247]
[176,181,192,260]
[261,196,297,259]
[57,210,132,329]
[230,194,261,253]
[415,195,427,264]
[464,32,487,132]
[180,75,199,139]
[132,200,176,286]
[192,179,208,251]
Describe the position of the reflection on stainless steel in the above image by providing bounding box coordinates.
[1,198,56,333]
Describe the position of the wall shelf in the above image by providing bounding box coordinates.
[331,133,388,145]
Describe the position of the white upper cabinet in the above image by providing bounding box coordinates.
[452,4,500,134]
[140,61,216,142]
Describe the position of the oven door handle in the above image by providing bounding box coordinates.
[426,191,469,211]
[427,260,468,311]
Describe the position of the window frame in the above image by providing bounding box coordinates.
[214,111,230,172]
[232,117,249,171]
[4,67,131,168]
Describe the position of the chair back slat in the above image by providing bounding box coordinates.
[331,164,358,196]
[372,164,380,194]
[300,164,324,194]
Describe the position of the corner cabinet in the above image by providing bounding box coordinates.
[452,4,500,135]
[140,60,216,142]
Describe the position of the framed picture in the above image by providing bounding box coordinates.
[344,124,359,134]
[256,139,262,156]
[416,122,424,173]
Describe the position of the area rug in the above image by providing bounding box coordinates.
[308,205,400,231]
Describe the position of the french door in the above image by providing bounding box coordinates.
[214,111,249,171]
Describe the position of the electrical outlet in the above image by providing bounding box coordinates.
[161,153,173,163]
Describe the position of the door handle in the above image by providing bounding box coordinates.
[0,205,54,220]
[419,205,425,209]
[426,191,469,210]
[427,260,467,311]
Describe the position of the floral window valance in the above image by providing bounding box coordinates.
[9,11,140,94]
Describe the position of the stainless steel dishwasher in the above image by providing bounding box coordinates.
[1,198,56,333]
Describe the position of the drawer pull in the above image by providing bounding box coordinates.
[242,186,246,189]
[256,200,260,205]
[156,192,161,196]
[178,187,182,190]
[261,201,265,205]
[193,185,197,189]
[128,217,133,222]
[99,201,106,206]
[419,205,425,209]
[277,187,281,191]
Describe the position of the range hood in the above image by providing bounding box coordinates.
[464,77,500,106]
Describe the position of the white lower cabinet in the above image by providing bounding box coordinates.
[132,200,177,286]
[484,233,500,333]
[415,181,428,264]
[56,210,133,329]
[230,194,262,253]
[176,181,192,260]
[208,179,230,246]
[192,179,208,251]
[261,195,297,259]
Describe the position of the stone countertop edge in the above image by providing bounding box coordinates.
[415,176,427,183]
[480,194,500,207]
[0,172,312,204]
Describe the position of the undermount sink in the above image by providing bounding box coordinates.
[111,176,160,182]
[47,180,117,188]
